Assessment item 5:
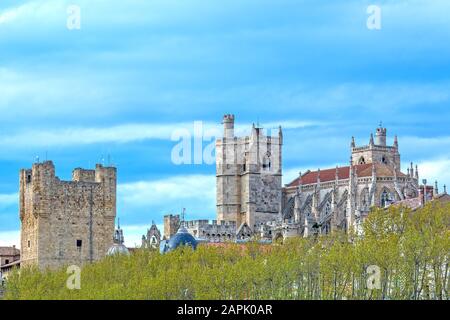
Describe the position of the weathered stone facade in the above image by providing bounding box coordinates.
[164,117,446,244]
[0,246,20,266]
[163,115,281,242]
[163,214,180,240]
[19,161,116,269]
[163,216,254,243]
[216,114,283,228]
[142,221,161,249]
[185,219,238,242]
[280,126,421,237]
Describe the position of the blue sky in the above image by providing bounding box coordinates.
[1,0,449,246]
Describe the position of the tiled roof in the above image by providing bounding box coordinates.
[0,246,20,256]
[390,193,450,211]
[287,163,407,187]
[434,193,450,203]
[391,197,423,211]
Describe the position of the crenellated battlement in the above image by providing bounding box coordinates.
[19,160,117,269]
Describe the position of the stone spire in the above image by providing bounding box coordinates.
[369,133,374,147]
[434,181,439,196]
[351,136,355,148]
[444,185,447,194]
[393,162,404,200]
[330,185,338,232]
[297,171,302,193]
[294,188,301,223]
[311,169,321,221]
[113,218,125,245]
[303,215,309,238]
[278,125,283,144]
[369,162,377,206]
[347,156,355,231]
[394,135,398,148]
[415,165,419,180]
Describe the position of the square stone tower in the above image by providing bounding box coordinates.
[19,161,116,269]
[163,214,180,239]
[216,115,283,229]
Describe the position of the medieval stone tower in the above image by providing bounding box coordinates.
[19,161,116,269]
[216,114,283,229]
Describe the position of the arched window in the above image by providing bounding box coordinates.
[381,156,388,164]
[358,157,366,164]
[324,201,331,217]
[360,188,370,209]
[262,152,271,170]
[381,189,390,207]
[304,202,312,217]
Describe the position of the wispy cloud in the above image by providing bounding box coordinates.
[416,158,450,190]
[118,174,216,222]
[119,174,215,205]
[0,230,19,247]
[0,193,17,211]
[0,120,317,149]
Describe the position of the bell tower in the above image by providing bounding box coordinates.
[351,125,400,169]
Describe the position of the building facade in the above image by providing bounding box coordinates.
[19,161,117,269]
[216,114,283,228]
[0,246,20,267]
[163,116,447,244]
[142,221,162,249]
[280,126,421,237]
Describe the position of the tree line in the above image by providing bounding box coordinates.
[4,202,449,300]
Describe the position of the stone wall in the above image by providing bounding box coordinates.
[185,219,237,242]
[19,161,116,269]
[163,214,180,239]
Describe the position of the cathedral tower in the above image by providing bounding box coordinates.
[351,125,400,168]
[216,115,283,229]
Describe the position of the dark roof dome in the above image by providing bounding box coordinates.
[161,226,197,253]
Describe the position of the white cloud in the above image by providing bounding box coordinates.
[416,158,450,190]
[0,120,317,149]
[117,174,217,227]
[401,135,450,150]
[0,230,20,247]
[276,82,450,112]
[119,174,215,207]
[0,0,64,26]
[0,193,18,210]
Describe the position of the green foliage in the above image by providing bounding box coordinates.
[4,203,449,300]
